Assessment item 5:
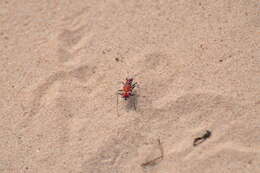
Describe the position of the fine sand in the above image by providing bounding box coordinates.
[0,0,259,172]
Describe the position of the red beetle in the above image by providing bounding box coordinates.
[117,78,137,116]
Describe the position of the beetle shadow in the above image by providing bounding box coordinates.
[126,91,138,112]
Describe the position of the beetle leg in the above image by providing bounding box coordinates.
[132,82,137,89]
[133,95,136,110]
[117,90,123,95]
[116,93,119,117]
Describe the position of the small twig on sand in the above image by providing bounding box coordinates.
[141,139,164,168]
[193,130,211,146]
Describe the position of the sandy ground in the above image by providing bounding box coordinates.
[0,0,260,172]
